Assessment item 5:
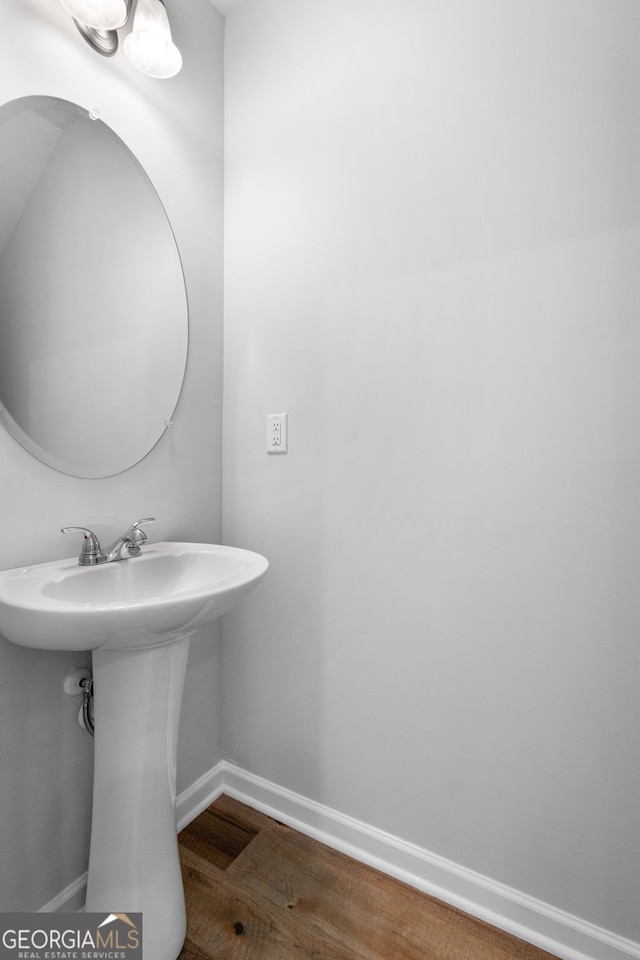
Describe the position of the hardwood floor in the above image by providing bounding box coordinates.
[177,795,560,960]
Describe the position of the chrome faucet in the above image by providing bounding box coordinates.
[61,518,155,566]
[104,518,155,562]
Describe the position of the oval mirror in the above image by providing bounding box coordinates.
[0,96,188,478]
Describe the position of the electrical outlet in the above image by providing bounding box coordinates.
[267,413,288,454]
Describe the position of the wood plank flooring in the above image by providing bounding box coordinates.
[177,794,560,960]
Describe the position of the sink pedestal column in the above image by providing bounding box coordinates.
[85,635,191,960]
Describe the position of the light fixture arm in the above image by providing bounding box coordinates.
[72,21,119,57]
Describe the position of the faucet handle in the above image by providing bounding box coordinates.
[61,526,107,566]
[128,517,155,544]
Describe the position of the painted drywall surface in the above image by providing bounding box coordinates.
[222,0,640,943]
[0,0,224,910]
[211,0,246,15]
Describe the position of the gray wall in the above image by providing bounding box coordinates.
[222,0,640,945]
[0,0,224,910]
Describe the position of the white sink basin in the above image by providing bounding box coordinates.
[0,541,268,651]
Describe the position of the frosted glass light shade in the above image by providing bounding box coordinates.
[124,0,182,79]
[59,0,129,30]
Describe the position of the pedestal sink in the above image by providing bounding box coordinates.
[0,542,268,960]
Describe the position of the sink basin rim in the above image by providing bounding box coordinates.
[0,541,268,651]
[0,542,268,610]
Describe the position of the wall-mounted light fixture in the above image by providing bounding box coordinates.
[58,0,181,77]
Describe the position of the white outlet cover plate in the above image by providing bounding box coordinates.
[267,413,288,454]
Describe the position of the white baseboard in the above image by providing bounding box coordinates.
[39,872,88,913]
[43,760,640,960]
[175,760,226,832]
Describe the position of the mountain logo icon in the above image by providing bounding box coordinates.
[98,914,139,930]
